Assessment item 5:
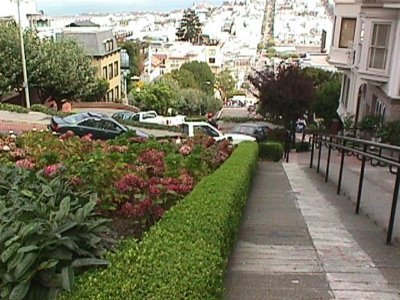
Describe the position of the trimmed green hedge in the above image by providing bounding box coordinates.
[295,142,310,152]
[30,104,71,117]
[60,142,258,300]
[259,142,283,162]
[0,103,29,113]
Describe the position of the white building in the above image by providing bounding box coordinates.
[329,0,400,123]
[1,0,38,27]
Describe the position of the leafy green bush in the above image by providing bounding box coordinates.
[357,115,382,130]
[0,103,29,113]
[377,121,400,146]
[30,104,71,117]
[268,128,288,143]
[61,142,258,300]
[0,167,109,300]
[295,142,310,152]
[259,142,283,161]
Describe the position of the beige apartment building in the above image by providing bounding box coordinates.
[58,27,121,102]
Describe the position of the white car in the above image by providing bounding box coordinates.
[181,121,256,144]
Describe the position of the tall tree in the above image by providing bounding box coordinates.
[249,65,314,129]
[35,38,98,110]
[130,82,176,114]
[120,41,144,76]
[0,24,41,101]
[215,69,236,103]
[176,9,202,43]
[180,61,215,95]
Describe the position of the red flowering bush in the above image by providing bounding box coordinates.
[3,130,234,237]
[43,163,64,177]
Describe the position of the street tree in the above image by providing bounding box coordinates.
[249,65,314,130]
[166,69,198,90]
[35,38,99,110]
[215,69,236,103]
[81,78,110,102]
[0,24,41,101]
[130,82,176,114]
[176,9,202,43]
[180,61,215,95]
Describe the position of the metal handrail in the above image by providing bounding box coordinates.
[310,133,400,244]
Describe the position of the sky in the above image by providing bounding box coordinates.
[36,0,225,16]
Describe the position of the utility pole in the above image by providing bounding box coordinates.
[16,0,31,108]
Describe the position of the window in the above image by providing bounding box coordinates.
[339,18,356,48]
[114,61,119,76]
[108,64,113,79]
[209,58,216,64]
[79,119,100,128]
[99,120,120,131]
[143,112,157,119]
[194,125,220,138]
[115,86,119,99]
[209,49,216,56]
[341,75,351,108]
[102,66,108,79]
[368,23,390,70]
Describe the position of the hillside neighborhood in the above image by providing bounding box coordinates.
[2,0,400,299]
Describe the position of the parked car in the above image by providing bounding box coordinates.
[49,112,149,140]
[229,123,271,142]
[113,110,186,126]
[181,121,256,144]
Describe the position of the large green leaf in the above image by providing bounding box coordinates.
[71,258,109,268]
[9,281,30,300]
[55,196,71,221]
[61,266,74,292]
[2,242,21,263]
[14,252,38,280]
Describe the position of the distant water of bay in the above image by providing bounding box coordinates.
[36,0,224,16]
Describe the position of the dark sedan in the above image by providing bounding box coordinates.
[49,112,149,140]
[229,123,271,142]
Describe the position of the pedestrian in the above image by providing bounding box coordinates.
[61,99,72,113]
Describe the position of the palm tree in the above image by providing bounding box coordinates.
[176,9,202,44]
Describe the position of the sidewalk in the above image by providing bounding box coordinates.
[224,161,400,299]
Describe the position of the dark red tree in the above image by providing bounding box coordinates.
[249,65,315,130]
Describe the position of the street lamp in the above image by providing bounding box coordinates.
[16,0,31,108]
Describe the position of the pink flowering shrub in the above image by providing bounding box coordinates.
[2,130,234,236]
[43,163,64,177]
[15,159,35,170]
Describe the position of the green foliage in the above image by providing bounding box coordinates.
[180,61,215,96]
[120,41,144,77]
[259,142,283,161]
[0,103,29,113]
[357,115,382,130]
[130,82,176,114]
[377,121,400,146]
[60,143,258,300]
[0,167,109,300]
[30,104,71,117]
[176,9,202,43]
[80,78,109,102]
[0,24,41,98]
[268,128,289,143]
[216,69,236,102]
[303,68,341,128]
[0,24,100,107]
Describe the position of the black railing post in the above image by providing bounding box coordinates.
[286,130,290,163]
[310,134,315,169]
[317,136,322,174]
[355,143,368,214]
[387,165,400,244]
[325,136,333,182]
[337,138,346,194]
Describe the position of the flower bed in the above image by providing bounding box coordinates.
[0,131,233,238]
[61,142,258,299]
[0,130,236,299]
